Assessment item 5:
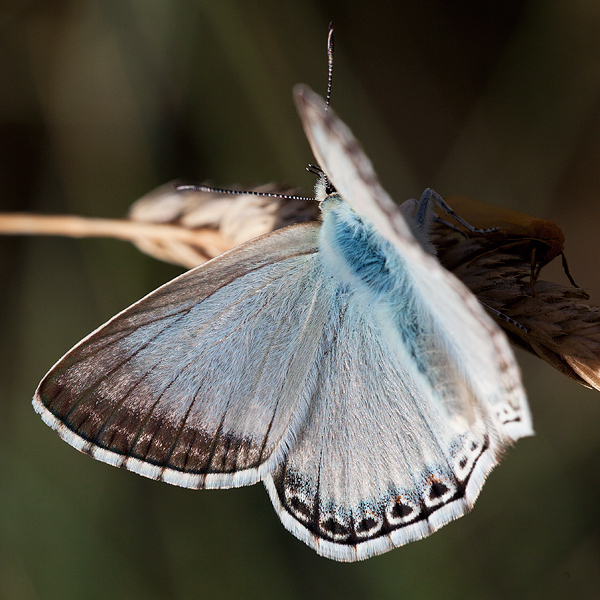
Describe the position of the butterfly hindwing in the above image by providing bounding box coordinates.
[265,288,495,561]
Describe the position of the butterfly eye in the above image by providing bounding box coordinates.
[307,164,337,197]
[325,179,337,196]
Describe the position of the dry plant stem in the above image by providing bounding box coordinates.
[0,213,230,265]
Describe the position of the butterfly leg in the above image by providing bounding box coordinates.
[419,188,499,235]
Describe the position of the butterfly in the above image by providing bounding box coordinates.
[33,84,533,562]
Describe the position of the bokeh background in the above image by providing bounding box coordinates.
[2,1,600,598]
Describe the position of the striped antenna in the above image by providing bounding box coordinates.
[175,184,315,201]
[326,22,334,111]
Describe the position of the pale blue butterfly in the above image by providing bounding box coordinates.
[33,84,533,562]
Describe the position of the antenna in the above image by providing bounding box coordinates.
[325,22,334,111]
[176,24,336,202]
[175,184,314,201]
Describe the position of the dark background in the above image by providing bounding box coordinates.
[1,1,600,598]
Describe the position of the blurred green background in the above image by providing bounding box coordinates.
[2,1,600,598]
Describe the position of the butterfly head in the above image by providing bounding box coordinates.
[307,163,338,204]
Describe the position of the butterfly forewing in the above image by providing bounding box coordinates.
[294,85,531,444]
[34,223,330,489]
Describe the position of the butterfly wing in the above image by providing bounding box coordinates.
[34,222,331,489]
[294,84,532,443]
[265,291,502,561]
[262,85,533,561]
